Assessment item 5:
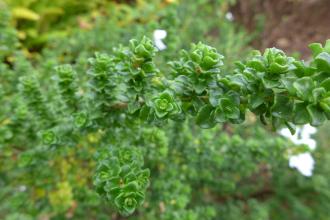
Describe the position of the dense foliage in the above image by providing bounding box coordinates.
[1,1,330,220]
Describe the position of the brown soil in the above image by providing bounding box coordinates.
[232,0,330,59]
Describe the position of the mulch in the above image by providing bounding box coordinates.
[232,0,330,59]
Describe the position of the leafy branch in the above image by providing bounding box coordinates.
[17,36,330,215]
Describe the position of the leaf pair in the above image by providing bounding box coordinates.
[93,146,150,216]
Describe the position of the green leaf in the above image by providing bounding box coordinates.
[324,39,330,53]
[135,45,150,58]
[219,98,240,119]
[269,63,287,74]
[194,81,208,94]
[320,78,330,91]
[136,169,150,189]
[229,74,248,91]
[315,52,330,72]
[202,56,218,69]
[209,88,224,107]
[281,77,297,95]
[122,181,139,192]
[139,105,152,121]
[191,51,202,63]
[107,186,121,200]
[73,112,88,128]
[320,96,330,113]
[246,59,266,72]
[249,93,264,109]
[307,104,326,126]
[214,106,226,123]
[41,130,57,145]
[131,36,156,59]
[312,87,326,103]
[170,75,193,96]
[12,7,40,21]
[293,103,310,125]
[293,77,314,100]
[285,122,296,135]
[262,77,281,89]
[123,198,137,215]
[196,105,216,128]
[309,43,323,57]
[128,101,141,114]
[271,94,293,119]
[151,91,181,119]
[292,61,314,77]
[154,99,170,118]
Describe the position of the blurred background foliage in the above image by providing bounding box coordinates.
[1,0,330,219]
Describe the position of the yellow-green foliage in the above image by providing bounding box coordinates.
[1,1,330,220]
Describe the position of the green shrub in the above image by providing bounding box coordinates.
[1,1,330,220]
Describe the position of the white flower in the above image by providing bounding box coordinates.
[18,185,27,192]
[225,12,234,21]
[289,153,315,177]
[279,125,317,150]
[279,125,317,176]
[153,29,167,51]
